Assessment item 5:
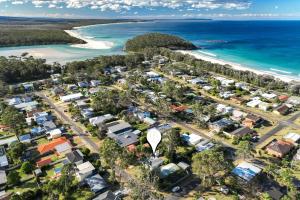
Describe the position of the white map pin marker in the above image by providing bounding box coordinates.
[147,128,162,155]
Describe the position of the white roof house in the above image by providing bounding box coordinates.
[89,114,114,126]
[60,93,83,102]
[288,96,300,105]
[47,128,62,139]
[181,133,203,146]
[231,110,247,121]
[146,71,160,78]
[0,171,7,185]
[262,93,277,99]
[247,99,262,108]
[76,161,95,181]
[14,101,38,110]
[284,132,300,143]
[0,136,18,147]
[258,102,271,111]
[0,155,8,167]
[55,142,72,155]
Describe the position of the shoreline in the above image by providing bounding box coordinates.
[64,29,114,50]
[178,50,300,83]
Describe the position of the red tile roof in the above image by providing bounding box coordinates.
[38,137,68,154]
[36,157,52,167]
[170,105,189,112]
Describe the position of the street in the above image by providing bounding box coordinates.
[36,92,99,152]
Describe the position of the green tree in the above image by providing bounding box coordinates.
[236,140,253,160]
[163,128,181,162]
[99,138,123,181]
[1,106,26,135]
[192,149,229,188]
[7,171,21,186]
[7,142,26,164]
[21,161,34,174]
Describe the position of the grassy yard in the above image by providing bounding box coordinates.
[35,137,49,145]
[45,162,64,179]
[256,127,300,150]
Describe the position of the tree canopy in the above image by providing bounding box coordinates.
[125,33,197,52]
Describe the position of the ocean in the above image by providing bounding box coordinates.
[1,20,300,80]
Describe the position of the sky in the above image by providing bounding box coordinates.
[0,0,300,19]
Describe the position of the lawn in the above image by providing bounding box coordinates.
[35,137,49,145]
[45,162,64,179]
[256,127,300,150]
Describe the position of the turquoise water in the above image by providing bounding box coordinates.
[1,20,300,78]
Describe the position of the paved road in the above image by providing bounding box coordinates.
[254,111,300,148]
[36,92,99,152]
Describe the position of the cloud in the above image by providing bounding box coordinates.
[4,0,252,11]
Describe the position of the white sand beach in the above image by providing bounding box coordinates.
[178,50,300,83]
[65,30,114,50]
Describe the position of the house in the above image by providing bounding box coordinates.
[287,96,300,106]
[232,161,261,182]
[75,100,89,109]
[42,121,57,132]
[148,157,164,170]
[14,101,38,110]
[0,136,18,148]
[219,91,234,99]
[78,81,89,88]
[115,66,127,73]
[7,97,22,106]
[85,174,108,193]
[216,104,233,114]
[231,110,247,122]
[195,140,214,152]
[181,133,203,146]
[60,93,83,102]
[34,168,42,177]
[51,74,61,83]
[170,105,190,113]
[107,121,132,135]
[230,97,245,105]
[67,84,77,90]
[258,102,271,111]
[209,118,234,133]
[0,147,8,168]
[38,137,69,155]
[22,83,34,92]
[89,88,100,94]
[65,150,84,165]
[215,77,235,86]
[90,80,101,87]
[283,132,300,144]
[278,95,289,102]
[143,117,157,126]
[19,134,31,143]
[242,114,263,128]
[273,104,290,115]
[266,140,294,158]
[55,142,72,156]
[0,171,7,185]
[246,99,262,108]
[159,163,181,179]
[36,157,52,168]
[109,132,139,147]
[76,161,95,181]
[93,191,119,200]
[89,114,114,127]
[293,149,300,162]
[52,87,64,96]
[262,93,277,100]
[81,108,94,119]
[31,127,45,136]
[226,127,254,138]
[0,125,9,132]
[188,78,206,85]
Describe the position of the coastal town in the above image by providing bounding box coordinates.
[0,32,300,200]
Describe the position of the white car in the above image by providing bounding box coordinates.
[171,186,181,193]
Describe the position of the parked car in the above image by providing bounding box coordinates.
[171,186,181,193]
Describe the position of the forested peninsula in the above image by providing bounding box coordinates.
[125,33,197,52]
[0,17,142,47]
